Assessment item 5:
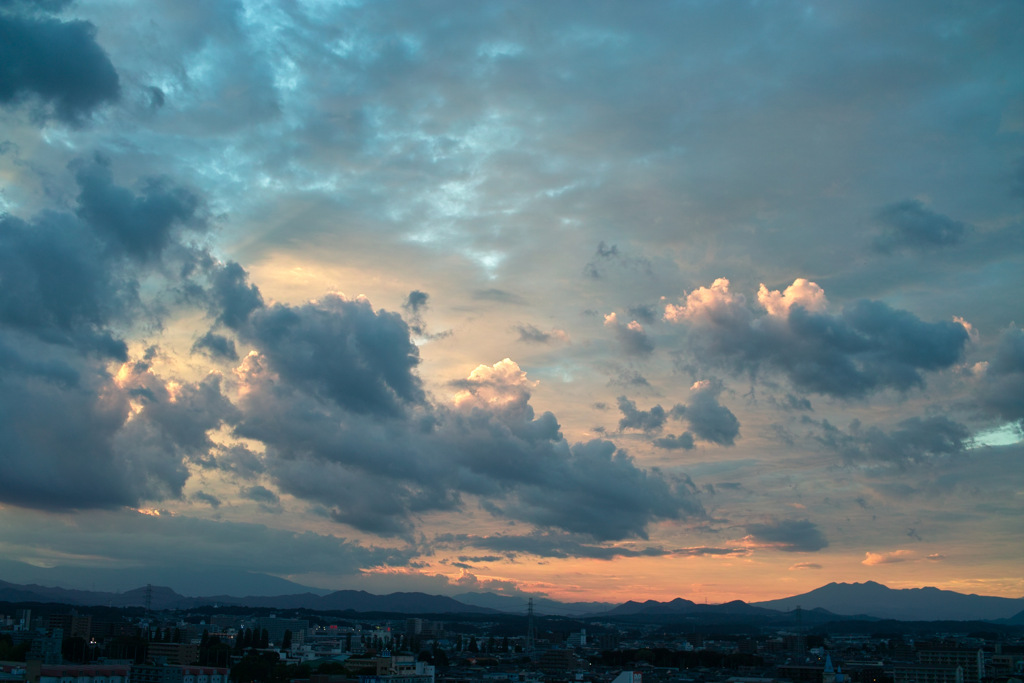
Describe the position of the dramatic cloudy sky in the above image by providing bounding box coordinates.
[1,0,1022,604]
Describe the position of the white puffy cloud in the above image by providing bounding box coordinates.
[863,549,915,565]
[664,278,745,325]
[665,278,970,398]
[452,357,537,410]
[757,278,828,317]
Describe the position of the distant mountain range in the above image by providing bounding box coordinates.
[0,580,497,614]
[602,597,778,618]
[751,580,1024,622]
[1,573,1022,623]
[0,559,328,598]
[453,591,616,616]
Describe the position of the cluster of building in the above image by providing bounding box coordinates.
[1,606,1022,683]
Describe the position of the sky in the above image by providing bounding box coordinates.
[0,0,1022,606]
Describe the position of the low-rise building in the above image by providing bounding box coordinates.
[892,663,964,683]
[916,650,983,683]
[38,664,129,683]
[147,643,199,666]
[131,664,228,683]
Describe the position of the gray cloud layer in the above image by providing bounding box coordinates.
[0,0,1019,590]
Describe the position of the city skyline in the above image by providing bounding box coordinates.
[0,0,1021,604]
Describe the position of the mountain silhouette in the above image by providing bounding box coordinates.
[752,580,1024,621]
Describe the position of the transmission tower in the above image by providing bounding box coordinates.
[525,597,536,656]
[795,604,806,659]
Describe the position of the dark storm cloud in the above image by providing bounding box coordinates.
[325,492,430,536]
[516,324,551,343]
[0,356,134,510]
[241,485,280,505]
[0,159,236,512]
[815,415,970,466]
[403,290,429,315]
[975,326,1024,424]
[744,519,828,552]
[668,279,970,398]
[106,366,238,505]
[243,295,425,417]
[207,444,266,479]
[617,396,670,433]
[1,157,206,353]
[192,491,221,508]
[0,10,119,123]
[495,438,703,541]
[402,289,430,335]
[234,350,704,540]
[605,314,654,356]
[871,200,968,253]
[121,369,238,460]
[0,349,236,511]
[683,379,740,446]
[0,212,131,357]
[192,330,238,361]
[619,381,739,447]
[400,290,451,340]
[73,155,208,261]
[618,322,654,355]
[514,324,567,344]
[231,370,440,537]
[209,261,265,330]
[628,304,659,326]
[442,368,704,539]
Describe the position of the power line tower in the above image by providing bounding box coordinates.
[795,604,806,659]
[525,597,536,656]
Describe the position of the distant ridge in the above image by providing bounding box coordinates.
[752,581,1024,621]
[0,559,330,598]
[602,597,778,618]
[0,580,495,614]
[1,576,1021,622]
[453,591,616,616]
